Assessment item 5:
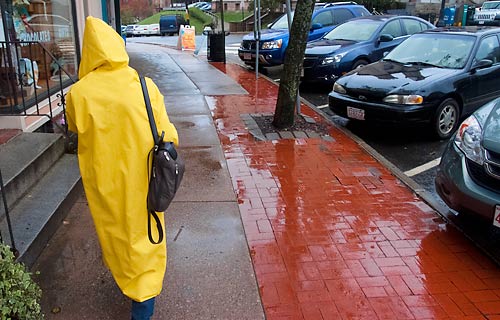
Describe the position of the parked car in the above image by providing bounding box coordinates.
[301,15,434,84]
[188,1,202,8]
[328,26,500,139]
[238,2,371,67]
[159,14,186,36]
[198,2,212,11]
[121,25,127,35]
[136,24,150,36]
[147,23,160,36]
[435,97,500,226]
[472,0,500,26]
[125,24,138,37]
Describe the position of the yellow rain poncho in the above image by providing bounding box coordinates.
[65,17,178,302]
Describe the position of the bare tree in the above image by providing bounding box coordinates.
[272,0,315,129]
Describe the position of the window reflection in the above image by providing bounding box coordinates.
[1,0,77,111]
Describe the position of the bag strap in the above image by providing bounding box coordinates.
[140,75,164,245]
[140,76,164,148]
[148,204,164,245]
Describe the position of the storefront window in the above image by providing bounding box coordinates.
[0,0,77,112]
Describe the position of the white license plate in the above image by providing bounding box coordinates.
[493,205,500,228]
[347,106,365,120]
[479,21,485,24]
[243,53,252,60]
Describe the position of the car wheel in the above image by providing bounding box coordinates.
[433,98,460,139]
[352,59,369,70]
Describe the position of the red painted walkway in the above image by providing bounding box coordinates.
[209,63,500,319]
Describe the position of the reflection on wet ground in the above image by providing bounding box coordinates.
[209,63,500,319]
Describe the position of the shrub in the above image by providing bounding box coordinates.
[189,7,214,28]
[0,243,43,320]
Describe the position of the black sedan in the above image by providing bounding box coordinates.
[302,15,434,84]
[328,26,500,139]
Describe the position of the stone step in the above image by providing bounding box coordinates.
[0,132,65,216]
[0,154,81,268]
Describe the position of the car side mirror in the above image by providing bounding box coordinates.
[472,59,494,70]
[310,23,323,31]
[379,34,394,42]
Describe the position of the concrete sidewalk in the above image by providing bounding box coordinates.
[35,43,500,319]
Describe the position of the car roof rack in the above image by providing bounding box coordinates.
[322,1,358,8]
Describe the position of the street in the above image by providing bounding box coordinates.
[127,34,500,262]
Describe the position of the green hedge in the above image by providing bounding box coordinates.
[189,7,214,28]
[139,11,185,24]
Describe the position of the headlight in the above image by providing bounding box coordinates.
[383,94,423,105]
[455,115,484,165]
[333,82,346,94]
[261,39,282,49]
[321,52,347,65]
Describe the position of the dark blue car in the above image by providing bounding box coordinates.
[238,2,371,67]
[301,15,435,83]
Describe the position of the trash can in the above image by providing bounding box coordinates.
[443,7,456,26]
[207,32,225,62]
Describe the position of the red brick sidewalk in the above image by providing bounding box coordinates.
[209,63,500,319]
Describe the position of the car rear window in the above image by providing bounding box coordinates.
[332,8,355,24]
[313,10,334,27]
[351,7,371,16]
[161,16,176,22]
[270,13,293,29]
[324,19,382,41]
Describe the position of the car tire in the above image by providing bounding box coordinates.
[352,59,369,70]
[433,98,460,139]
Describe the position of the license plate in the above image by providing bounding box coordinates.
[494,205,500,228]
[479,21,485,24]
[243,53,252,60]
[347,106,365,120]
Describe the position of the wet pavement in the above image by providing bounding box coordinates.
[34,43,500,319]
[206,64,500,319]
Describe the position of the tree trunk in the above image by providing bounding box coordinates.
[272,0,315,129]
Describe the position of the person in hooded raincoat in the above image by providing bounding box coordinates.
[65,17,178,319]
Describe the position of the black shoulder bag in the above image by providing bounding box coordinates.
[140,76,185,244]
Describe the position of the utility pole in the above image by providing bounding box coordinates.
[219,0,226,63]
[254,0,261,79]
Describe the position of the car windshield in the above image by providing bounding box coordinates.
[323,20,382,41]
[383,33,475,69]
[482,2,500,9]
[270,12,294,29]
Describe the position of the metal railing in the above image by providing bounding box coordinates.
[0,40,77,134]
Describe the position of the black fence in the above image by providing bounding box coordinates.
[0,40,76,133]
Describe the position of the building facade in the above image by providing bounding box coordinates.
[0,0,119,132]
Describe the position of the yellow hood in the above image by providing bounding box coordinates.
[79,16,128,79]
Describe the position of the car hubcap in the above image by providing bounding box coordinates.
[439,105,456,135]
